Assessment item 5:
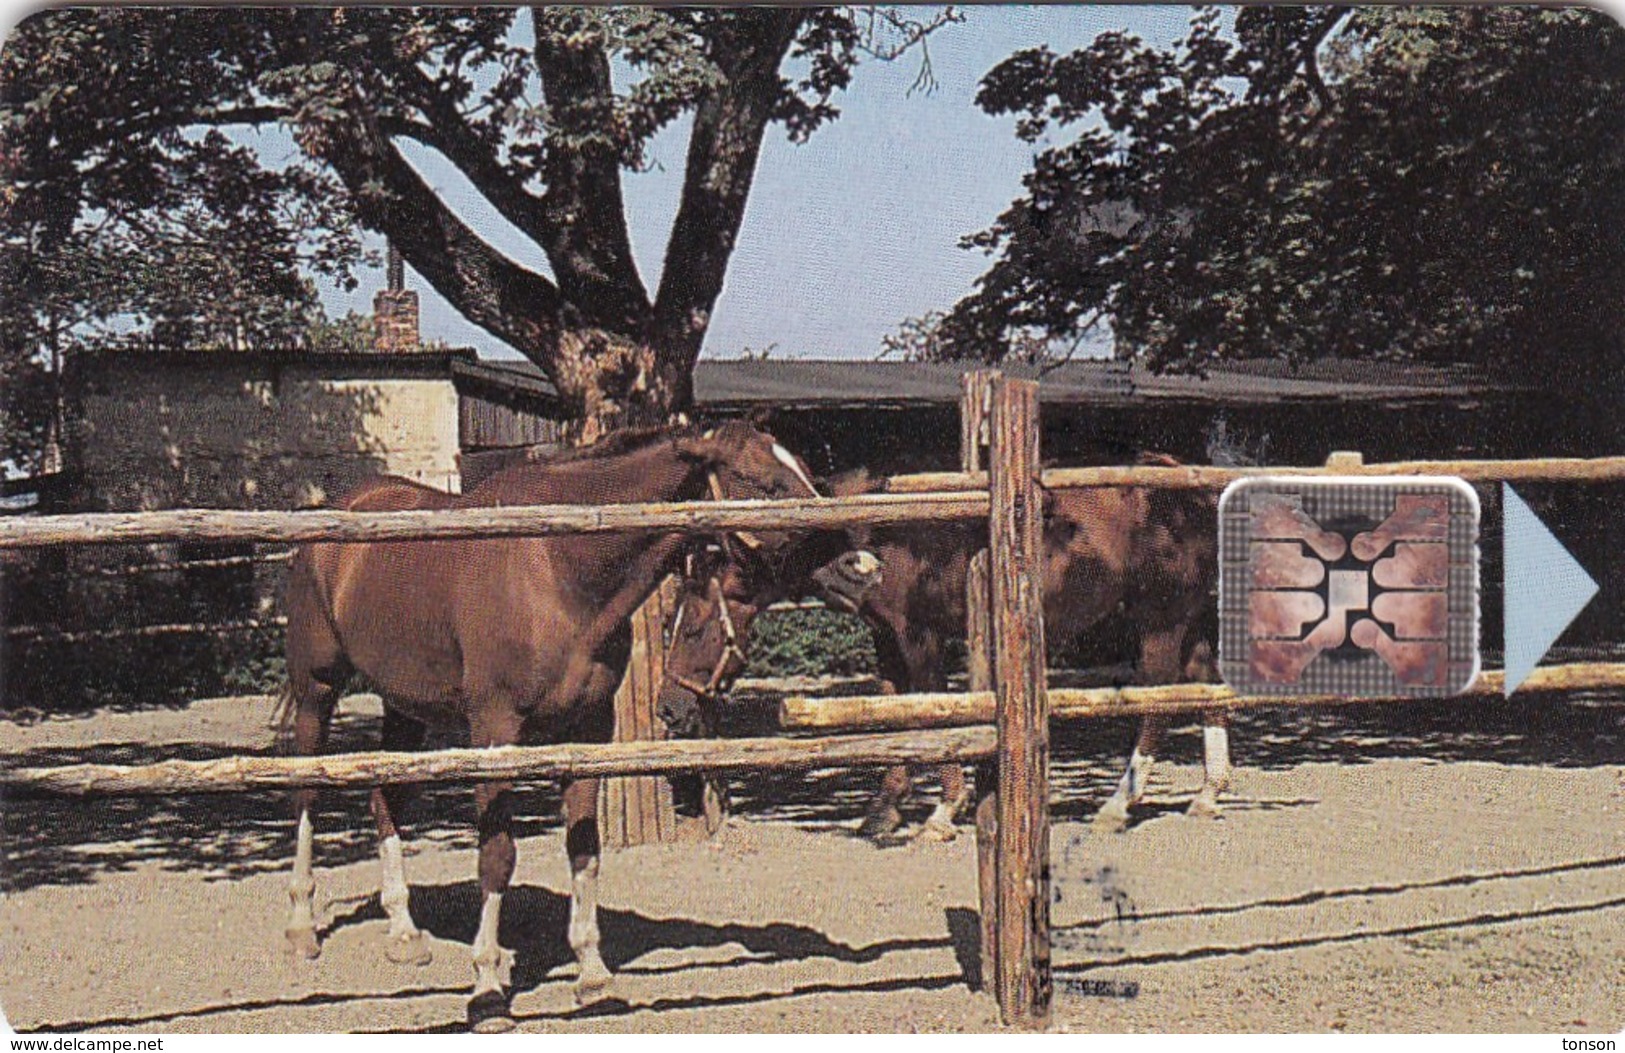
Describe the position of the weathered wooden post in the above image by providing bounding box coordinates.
[961,370,1000,994]
[600,577,680,846]
[988,376,1050,1027]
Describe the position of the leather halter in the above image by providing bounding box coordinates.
[707,469,765,552]
[666,453,818,707]
[663,567,751,705]
[660,469,763,706]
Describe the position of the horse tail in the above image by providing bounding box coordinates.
[271,680,299,755]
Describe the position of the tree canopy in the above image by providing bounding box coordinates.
[936,6,1625,384]
[1,7,956,436]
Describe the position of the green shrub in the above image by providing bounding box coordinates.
[743,607,878,679]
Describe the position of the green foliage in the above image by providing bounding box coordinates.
[941,7,1625,387]
[1,7,960,422]
[302,309,376,354]
[743,607,878,679]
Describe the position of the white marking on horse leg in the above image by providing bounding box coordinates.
[469,892,504,997]
[920,800,961,841]
[1203,715,1232,793]
[378,835,413,936]
[285,810,319,957]
[375,835,432,965]
[1096,720,1163,831]
[569,855,611,998]
[1189,714,1232,818]
[771,442,820,496]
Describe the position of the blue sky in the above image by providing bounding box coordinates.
[319,6,1201,362]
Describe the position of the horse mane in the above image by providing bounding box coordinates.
[530,423,704,465]
[467,421,725,504]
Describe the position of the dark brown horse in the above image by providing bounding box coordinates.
[656,457,1222,840]
[278,422,828,1032]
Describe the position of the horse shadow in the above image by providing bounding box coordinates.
[323,878,965,1001]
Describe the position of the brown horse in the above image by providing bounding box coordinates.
[278,422,828,1032]
[655,457,1223,840]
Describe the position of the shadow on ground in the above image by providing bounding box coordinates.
[23,889,976,1034]
[4,671,1621,893]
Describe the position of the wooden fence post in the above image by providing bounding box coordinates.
[961,370,1000,994]
[601,576,679,847]
[988,376,1050,1027]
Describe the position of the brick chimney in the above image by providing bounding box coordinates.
[373,244,420,352]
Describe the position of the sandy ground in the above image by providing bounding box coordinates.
[2,692,1622,1034]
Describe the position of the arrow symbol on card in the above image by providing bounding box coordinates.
[1502,484,1599,695]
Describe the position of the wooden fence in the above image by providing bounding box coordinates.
[0,374,1054,1027]
[3,367,1621,1030]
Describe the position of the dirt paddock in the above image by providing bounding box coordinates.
[2,691,1622,1033]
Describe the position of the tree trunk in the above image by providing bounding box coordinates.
[550,327,693,442]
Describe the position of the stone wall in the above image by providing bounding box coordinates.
[66,350,465,512]
[0,349,473,711]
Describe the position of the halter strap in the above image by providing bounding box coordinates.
[707,469,764,551]
[663,572,751,705]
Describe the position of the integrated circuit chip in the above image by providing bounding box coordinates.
[1219,477,1480,697]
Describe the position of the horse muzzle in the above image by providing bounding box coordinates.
[812,549,883,615]
[656,684,707,739]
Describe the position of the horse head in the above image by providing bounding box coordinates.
[656,430,882,738]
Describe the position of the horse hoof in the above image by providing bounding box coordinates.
[285,927,321,961]
[858,807,903,840]
[1092,805,1129,835]
[1186,795,1223,820]
[385,931,433,966]
[918,818,958,843]
[467,989,513,1033]
[574,971,614,1007]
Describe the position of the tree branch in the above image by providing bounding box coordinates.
[531,7,651,332]
[653,9,805,368]
[376,109,557,252]
[316,98,565,367]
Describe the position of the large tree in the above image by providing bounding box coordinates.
[2,7,954,437]
[936,6,1625,385]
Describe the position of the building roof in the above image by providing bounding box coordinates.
[73,345,478,368]
[453,355,1525,412]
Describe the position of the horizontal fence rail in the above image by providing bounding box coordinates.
[0,492,989,550]
[78,550,297,576]
[779,662,1625,732]
[3,617,285,645]
[0,725,997,797]
[6,455,1617,551]
[888,454,1625,493]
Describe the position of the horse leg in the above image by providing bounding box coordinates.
[1187,710,1232,818]
[861,761,911,839]
[562,777,613,1004]
[1095,625,1186,832]
[858,667,909,837]
[911,638,965,842]
[370,709,432,966]
[284,678,339,959]
[1183,638,1230,819]
[461,704,523,1033]
[919,763,970,842]
[1094,716,1165,834]
[466,776,517,1032]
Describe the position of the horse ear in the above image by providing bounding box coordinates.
[674,429,725,465]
